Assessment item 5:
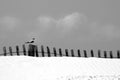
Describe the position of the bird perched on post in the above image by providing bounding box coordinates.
[25,38,35,44]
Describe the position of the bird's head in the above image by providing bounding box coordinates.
[32,38,35,40]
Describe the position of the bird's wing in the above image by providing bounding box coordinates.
[30,41,34,43]
[25,42,30,44]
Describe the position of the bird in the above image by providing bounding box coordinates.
[25,38,35,44]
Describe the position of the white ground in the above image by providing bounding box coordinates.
[0,56,120,80]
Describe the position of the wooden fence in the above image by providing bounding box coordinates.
[1,44,120,58]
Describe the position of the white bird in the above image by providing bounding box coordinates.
[25,38,35,44]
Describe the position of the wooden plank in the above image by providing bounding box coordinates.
[47,46,51,57]
[104,51,107,58]
[117,50,120,58]
[59,48,62,57]
[53,47,57,57]
[23,45,26,56]
[65,49,69,56]
[83,50,87,57]
[35,45,39,57]
[98,50,101,58]
[91,50,94,57]
[16,46,19,56]
[109,51,113,58]
[71,49,74,57]
[77,49,81,57]
[41,45,45,57]
[3,47,7,56]
[9,47,13,56]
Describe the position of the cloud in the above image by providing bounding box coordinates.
[34,12,87,40]
[0,16,19,31]
[57,12,87,33]
[34,12,120,43]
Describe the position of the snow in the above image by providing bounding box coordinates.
[0,56,120,80]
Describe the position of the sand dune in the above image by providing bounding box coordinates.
[0,56,120,80]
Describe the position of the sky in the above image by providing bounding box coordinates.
[0,56,120,80]
[0,0,120,53]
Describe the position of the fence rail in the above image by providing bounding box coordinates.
[1,44,120,58]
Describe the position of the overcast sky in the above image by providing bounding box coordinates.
[0,0,120,53]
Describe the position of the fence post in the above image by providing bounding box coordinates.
[65,49,69,56]
[53,47,57,57]
[109,51,113,58]
[117,50,120,58]
[3,47,7,56]
[28,44,36,57]
[41,45,45,57]
[47,46,51,57]
[9,47,13,56]
[98,50,101,58]
[16,46,19,56]
[91,50,94,57]
[59,48,62,57]
[77,49,81,57]
[35,45,39,57]
[104,51,107,58]
[23,45,26,56]
[83,50,87,57]
[71,49,74,57]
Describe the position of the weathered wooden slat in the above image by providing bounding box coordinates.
[83,50,87,57]
[59,48,62,56]
[117,50,120,58]
[3,47,7,56]
[16,46,19,56]
[9,47,13,56]
[47,46,50,57]
[98,50,101,58]
[109,51,113,58]
[35,45,39,57]
[23,45,26,56]
[65,49,69,56]
[91,50,94,57]
[77,49,81,57]
[104,51,107,58]
[71,49,74,57]
[41,45,45,57]
[53,47,57,57]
